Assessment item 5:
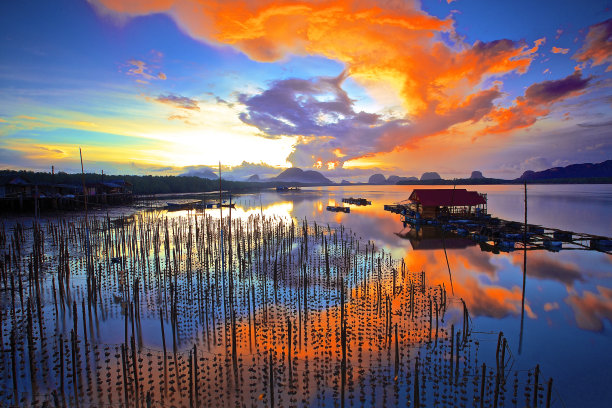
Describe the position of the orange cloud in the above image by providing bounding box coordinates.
[551,46,569,54]
[94,0,537,116]
[566,286,612,331]
[481,70,591,135]
[573,18,612,71]
[92,0,557,166]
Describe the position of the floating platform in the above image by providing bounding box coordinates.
[342,197,371,206]
[326,205,350,213]
[394,212,612,255]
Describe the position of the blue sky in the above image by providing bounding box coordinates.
[1,0,611,181]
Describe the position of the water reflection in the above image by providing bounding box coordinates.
[230,184,611,406]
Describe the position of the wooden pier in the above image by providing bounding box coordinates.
[396,214,612,254]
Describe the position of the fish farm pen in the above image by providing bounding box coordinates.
[385,188,612,255]
[0,211,560,407]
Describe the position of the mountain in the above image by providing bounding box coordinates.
[386,175,401,184]
[274,167,332,184]
[368,174,386,184]
[420,172,442,181]
[470,171,485,179]
[519,160,612,180]
[180,167,218,179]
[340,179,351,185]
[247,174,261,182]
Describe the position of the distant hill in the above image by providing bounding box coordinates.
[386,175,401,184]
[274,167,332,184]
[368,174,386,184]
[247,174,261,182]
[519,160,612,181]
[470,171,485,179]
[180,167,218,179]
[400,176,419,182]
[420,172,442,181]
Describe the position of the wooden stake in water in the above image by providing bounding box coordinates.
[520,182,528,354]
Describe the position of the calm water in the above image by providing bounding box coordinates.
[2,183,610,407]
[228,184,612,407]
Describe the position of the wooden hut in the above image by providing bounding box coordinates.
[408,188,487,219]
[0,175,32,198]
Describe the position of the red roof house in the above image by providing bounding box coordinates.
[409,188,487,219]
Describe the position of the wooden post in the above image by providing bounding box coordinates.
[159,308,166,358]
[71,330,79,407]
[520,182,528,354]
[545,378,553,408]
[131,336,139,407]
[480,363,486,408]
[121,344,129,406]
[287,318,292,380]
[11,329,18,406]
[269,351,275,408]
[81,299,88,346]
[394,323,399,378]
[193,344,198,407]
[534,364,540,408]
[414,357,420,408]
[59,334,64,402]
[449,324,454,384]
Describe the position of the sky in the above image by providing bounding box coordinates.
[1,0,612,181]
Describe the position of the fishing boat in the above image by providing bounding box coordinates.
[166,201,199,210]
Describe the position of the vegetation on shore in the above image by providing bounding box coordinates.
[0,170,302,195]
[2,169,611,197]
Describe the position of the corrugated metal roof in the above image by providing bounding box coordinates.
[409,189,486,206]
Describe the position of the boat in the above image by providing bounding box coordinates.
[166,201,200,210]
[276,186,301,192]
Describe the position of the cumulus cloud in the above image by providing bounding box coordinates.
[482,70,592,134]
[155,94,200,110]
[90,0,549,165]
[240,72,504,166]
[573,18,612,71]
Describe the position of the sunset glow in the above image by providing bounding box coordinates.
[1,0,611,180]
